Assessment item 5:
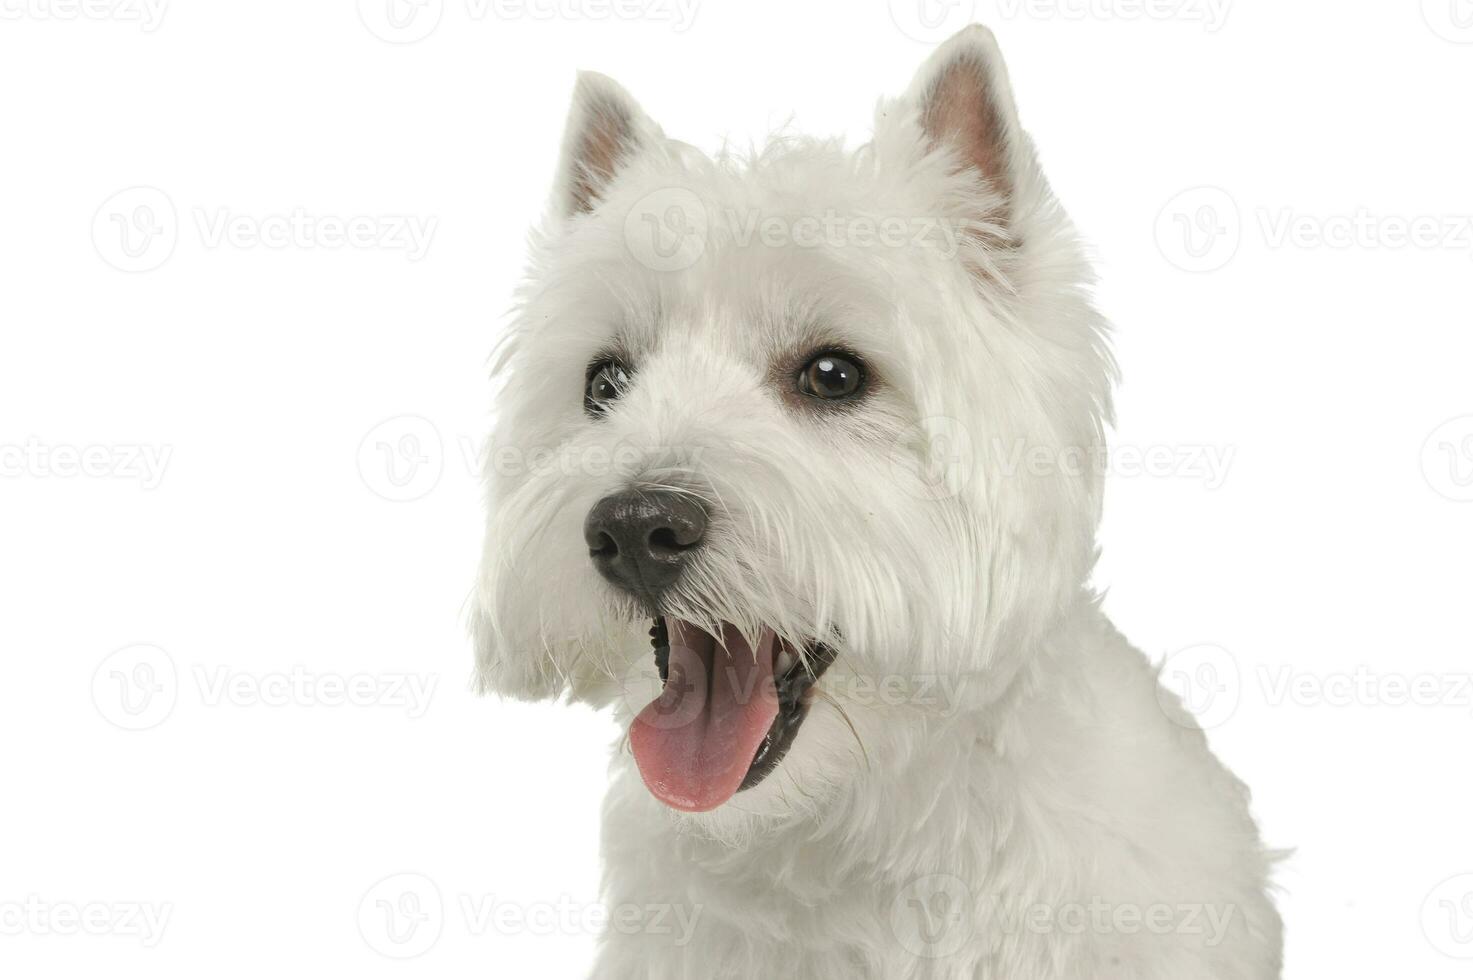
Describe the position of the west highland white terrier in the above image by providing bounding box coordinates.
[473,24,1283,979]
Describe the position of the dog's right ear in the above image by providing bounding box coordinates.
[902,25,1027,235]
[553,72,661,217]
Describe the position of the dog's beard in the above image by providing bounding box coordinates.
[629,616,836,811]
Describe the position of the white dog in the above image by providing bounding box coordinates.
[473,24,1283,979]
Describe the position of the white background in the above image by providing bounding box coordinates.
[3,1,1472,976]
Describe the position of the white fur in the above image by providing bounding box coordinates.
[473,25,1282,979]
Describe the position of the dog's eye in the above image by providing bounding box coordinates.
[797,352,865,401]
[585,360,631,415]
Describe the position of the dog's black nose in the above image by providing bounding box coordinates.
[584,489,707,605]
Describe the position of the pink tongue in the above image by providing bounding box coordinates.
[630,621,779,812]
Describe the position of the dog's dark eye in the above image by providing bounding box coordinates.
[798,352,865,401]
[585,360,631,415]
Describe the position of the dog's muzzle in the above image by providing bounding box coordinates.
[583,489,707,607]
[583,489,837,811]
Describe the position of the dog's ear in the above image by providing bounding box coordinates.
[554,71,660,217]
[905,25,1025,231]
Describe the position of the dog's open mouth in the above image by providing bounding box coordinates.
[629,616,836,812]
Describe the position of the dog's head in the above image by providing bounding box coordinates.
[474,26,1112,821]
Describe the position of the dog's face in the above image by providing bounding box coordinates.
[475,27,1112,821]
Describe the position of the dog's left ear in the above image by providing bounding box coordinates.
[904,25,1027,233]
[553,71,662,217]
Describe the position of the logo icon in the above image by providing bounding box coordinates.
[92,644,179,730]
[623,187,708,272]
[1156,642,1240,730]
[1423,0,1473,43]
[357,0,443,43]
[93,186,178,273]
[617,634,709,732]
[890,874,974,958]
[357,415,444,502]
[1421,416,1473,502]
[890,416,974,501]
[1154,186,1241,273]
[1423,873,1473,958]
[358,872,444,958]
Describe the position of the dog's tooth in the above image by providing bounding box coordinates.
[775,648,797,676]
